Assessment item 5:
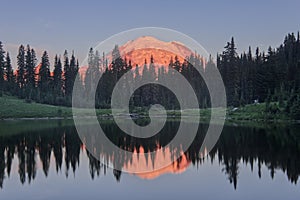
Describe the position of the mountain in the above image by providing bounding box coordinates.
[118,36,193,66]
[78,36,194,79]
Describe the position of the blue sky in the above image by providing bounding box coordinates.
[0,0,300,67]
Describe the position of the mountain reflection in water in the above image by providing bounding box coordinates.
[0,120,299,190]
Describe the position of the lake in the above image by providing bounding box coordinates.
[0,119,300,199]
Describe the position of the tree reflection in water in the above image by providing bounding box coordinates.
[0,120,299,190]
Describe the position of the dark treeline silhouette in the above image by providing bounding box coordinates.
[0,121,300,189]
[85,46,210,109]
[217,33,300,119]
[0,31,300,117]
[0,43,79,106]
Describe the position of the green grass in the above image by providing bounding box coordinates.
[0,95,71,118]
[0,95,111,119]
[0,95,293,123]
[0,95,296,138]
[227,103,289,122]
[0,95,212,120]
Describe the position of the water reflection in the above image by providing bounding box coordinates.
[0,120,299,190]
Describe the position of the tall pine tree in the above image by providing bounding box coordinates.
[53,55,63,101]
[17,45,25,97]
[0,42,5,96]
[5,52,14,93]
[38,51,50,102]
[25,45,37,99]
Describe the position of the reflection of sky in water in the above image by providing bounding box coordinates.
[1,148,300,200]
[1,120,300,199]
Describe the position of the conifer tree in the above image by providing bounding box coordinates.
[53,55,63,100]
[5,52,14,93]
[218,37,239,106]
[63,50,71,97]
[0,42,5,95]
[25,45,37,99]
[17,45,25,96]
[38,51,50,101]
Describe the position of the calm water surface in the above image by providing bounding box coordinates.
[0,119,299,199]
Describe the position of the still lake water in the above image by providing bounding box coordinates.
[0,119,300,199]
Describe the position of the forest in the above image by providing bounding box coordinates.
[0,31,300,119]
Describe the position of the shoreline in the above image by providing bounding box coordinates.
[1,96,299,124]
[1,113,299,125]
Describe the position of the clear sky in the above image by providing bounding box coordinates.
[0,0,300,68]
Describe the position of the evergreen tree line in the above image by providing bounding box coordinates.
[217,32,300,118]
[0,43,79,106]
[84,45,210,109]
[0,31,300,116]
